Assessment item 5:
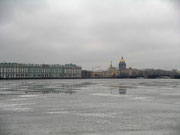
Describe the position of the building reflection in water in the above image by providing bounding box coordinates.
[119,88,126,94]
[25,89,76,95]
[0,81,94,96]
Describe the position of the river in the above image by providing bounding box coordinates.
[0,79,180,135]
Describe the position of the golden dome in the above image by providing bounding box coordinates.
[120,57,125,63]
[120,59,125,63]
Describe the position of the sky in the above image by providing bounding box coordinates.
[0,0,180,70]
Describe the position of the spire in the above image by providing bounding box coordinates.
[110,60,112,68]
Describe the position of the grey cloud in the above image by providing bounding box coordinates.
[0,0,180,70]
[0,0,46,24]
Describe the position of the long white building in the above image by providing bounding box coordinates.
[0,63,82,79]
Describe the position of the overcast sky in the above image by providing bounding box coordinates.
[0,0,180,70]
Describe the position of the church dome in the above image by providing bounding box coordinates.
[119,57,126,63]
[120,58,125,63]
[119,57,126,70]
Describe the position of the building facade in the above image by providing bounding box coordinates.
[82,70,92,78]
[0,63,82,79]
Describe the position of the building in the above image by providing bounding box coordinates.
[82,70,92,78]
[105,61,118,77]
[91,59,128,78]
[0,62,82,79]
[119,57,126,70]
[105,58,142,78]
[91,71,105,78]
[64,64,82,78]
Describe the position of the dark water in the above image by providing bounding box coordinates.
[0,79,180,135]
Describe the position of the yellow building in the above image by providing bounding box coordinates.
[91,71,105,78]
[105,61,118,77]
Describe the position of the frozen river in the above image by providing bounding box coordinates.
[0,79,180,135]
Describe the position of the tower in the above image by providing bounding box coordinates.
[110,60,112,68]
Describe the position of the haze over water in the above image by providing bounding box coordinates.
[0,79,180,135]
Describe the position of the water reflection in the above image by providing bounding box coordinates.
[119,88,126,94]
[25,89,76,95]
[110,86,127,95]
[0,81,93,95]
